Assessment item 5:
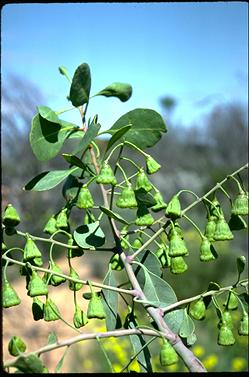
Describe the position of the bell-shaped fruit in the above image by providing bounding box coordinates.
[165,195,181,219]
[68,267,83,291]
[151,191,167,212]
[209,196,223,218]
[204,216,217,242]
[76,185,94,209]
[23,237,42,262]
[189,298,206,320]
[8,336,26,356]
[228,214,247,231]
[146,156,161,175]
[225,291,238,310]
[31,257,44,267]
[132,237,143,249]
[218,324,235,346]
[2,280,21,308]
[3,204,20,227]
[170,256,188,274]
[213,215,234,241]
[159,340,179,366]
[199,237,216,262]
[134,169,152,192]
[56,209,68,229]
[73,304,88,328]
[110,253,124,271]
[220,310,233,329]
[168,229,188,257]
[50,261,66,286]
[43,216,57,235]
[32,297,44,321]
[116,184,137,208]
[87,292,106,319]
[155,244,171,268]
[96,162,117,185]
[231,190,249,216]
[135,204,154,226]
[238,313,248,336]
[28,270,48,297]
[44,298,60,321]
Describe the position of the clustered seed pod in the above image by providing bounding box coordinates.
[219,310,233,329]
[146,156,161,175]
[238,313,248,336]
[87,292,106,319]
[2,280,21,308]
[218,324,235,346]
[27,270,48,297]
[8,336,26,356]
[204,216,217,242]
[188,298,206,320]
[96,162,117,185]
[135,169,152,192]
[3,204,21,227]
[56,208,69,230]
[231,190,249,216]
[76,185,94,209]
[170,256,188,274]
[165,195,181,219]
[68,266,83,291]
[168,228,188,257]
[159,340,179,367]
[44,298,60,321]
[213,215,234,241]
[199,237,216,262]
[23,237,42,262]
[73,304,88,328]
[151,190,167,212]
[116,184,138,208]
[110,253,124,271]
[135,204,154,226]
[43,215,57,235]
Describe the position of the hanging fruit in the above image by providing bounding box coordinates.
[170,256,188,274]
[168,229,188,257]
[217,324,235,346]
[165,195,181,219]
[238,313,248,336]
[135,204,154,226]
[204,216,217,242]
[110,253,124,271]
[159,340,179,366]
[116,184,138,208]
[87,292,106,319]
[8,336,26,356]
[188,298,206,320]
[134,169,152,192]
[155,244,171,268]
[231,190,249,216]
[151,190,167,212]
[146,156,161,175]
[199,237,216,262]
[43,215,57,235]
[68,266,83,291]
[23,237,42,262]
[213,215,234,241]
[44,298,60,321]
[49,261,66,286]
[76,184,94,209]
[2,280,21,308]
[56,208,69,230]
[3,204,21,227]
[27,270,48,297]
[73,304,88,328]
[96,162,117,185]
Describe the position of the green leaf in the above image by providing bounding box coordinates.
[12,354,45,373]
[37,106,60,123]
[237,256,246,275]
[69,63,91,107]
[102,266,120,331]
[30,114,75,161]
[132,250,161,288]
[47,331,58,345]
[99,206,129,225]
[95,82,132,102]
[108,108,167,149]
[179,309,195,338]
[24,167,79,191]
[62,174,81,201]
[62,154,87,170]
[55,346,69,373]
[104,124,132,153]
[134,188,157,208]
[73,221,105,249]
[72,122,101,156]
[134,262,184,334]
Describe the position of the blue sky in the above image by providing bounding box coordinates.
[1,2,248,131]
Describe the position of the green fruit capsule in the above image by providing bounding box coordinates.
[96,163,117,185]
[238,313,248,336]
[44,298,60,321]
[170,256,188,274]
[165,195,181,219]
[213,215,234,241]
[8,336,26,356]
[159,340,179,366]
[218,324,235,346]
[116,185,138,208]
[134,169,152,192]
[188,298,206,320]
[231,190,249,216]
[155,244,171,268]
[2,281,21,308]
[146,156,161,175]
[87,293,106,319]
[135,204,154,226]
[43,216,57,235]
[32,297,44,321]
[56,209,68,230]
[204,216,217,242]
[27,270,48,297]
[228,214,247,231]
[199,237,216,262]
[209,196,223,218]
[151,190,167,212]
[3,204,20,227]
[168,229,188,257]
[50,261,66,286]
[68,267,83,291]
[73,304,88,328]
[225,291,238,310]
[132,237,143,249]
[31,256,44,267]
[76,185,94,209]
[220,310,233,329]
[110,253,124,271]
[23,237,42,262]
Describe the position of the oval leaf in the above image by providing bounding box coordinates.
[109,108,167,149]
[12,354,45,373]
[95,82,132,102]
[74,221,105,249]
[69,63,91,107]
[102,266,120,331]
[37,106,60,123]
[104,124,132,153]
[72,121,101,156]
[99,206,129,225]
[179,309,195,338]
[24,167,79,191]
